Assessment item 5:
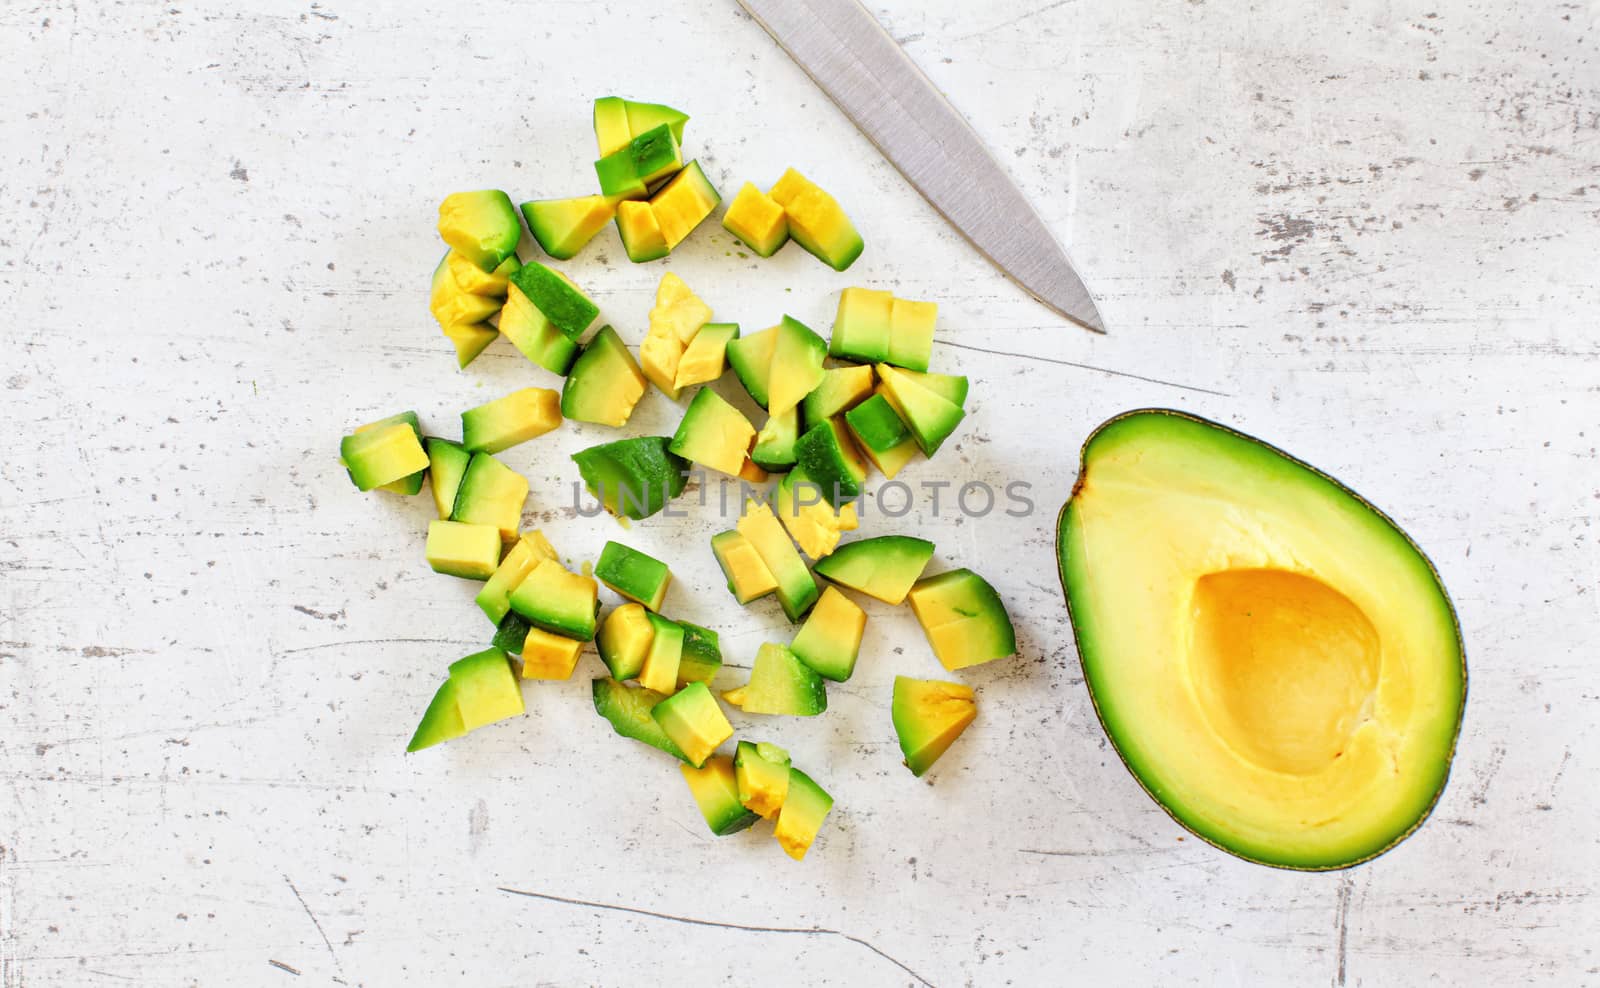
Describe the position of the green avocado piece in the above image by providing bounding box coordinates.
[594,124,683,200]
[508,262,599,341]
[450,452,528,543]
[592,96,632,157]
[562,325,648,428]
[676,621,722,688]
[346,412,427,495]
[1057,410,1467,869]
[508,561,599,641]
[774,767,834,861]
[406,678,465,752]
[737,501,820,622]
[625,99,689,146]
[770,169,863,273]
[790,586,867,683]
[340,421,428,493]
[424,519,501,580]
[726,322,779,409]
[767,316,828,417]
[520,195,615,260]
[801,365,875,426]
[794,420,868,506]
[476,535,548,625]
[877,364,966,456]
[907,568,1016,670]
[571,437,689,520]
[813,535,935,606]
[843,394,912,453]
[829,287,893,364]
[650,681,734,768]
[751,406,800,472]
[890,367,968,407]
[437,190,521,271]
[595,541,672,611]
[885,297,937,372]
[734,740,792,818]
[461,387,561,455]
[425,438,471,520]
[597,603,654,681]
[499,284,580,375]
[639,612,684,695]
[448,647,525,731]
[491,612,533,655]
[892,675,978,776]
[591,677,690,762]
[680,755,759,836]
[669,386,757,477]
[737,642,827,717]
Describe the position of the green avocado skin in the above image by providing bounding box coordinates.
[571,437,688,520]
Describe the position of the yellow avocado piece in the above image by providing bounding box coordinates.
[518,628,585,681]
[738,457,769,484]
[711,530,780,604]
[674,323,736,390]
[639,331,685,402]
[650,161,720,250]
[721,686,748,708]
[425,520,502,581]
[774,472,853,560]
[722,182,789,257]
[597,602,655,681]
[650,275,713,344]
[447,250,516,297]
[440,321,498,369]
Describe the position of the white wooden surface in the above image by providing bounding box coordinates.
[3,0,1597,984]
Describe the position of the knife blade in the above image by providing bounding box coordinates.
[736,0,1105,333]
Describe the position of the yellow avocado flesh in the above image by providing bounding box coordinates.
[711,530,779,604]
[722,182,789,257]
[1058,410,1465,869]
[518,627,585,680]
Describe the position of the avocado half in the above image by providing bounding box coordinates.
[1056,409,1466,870]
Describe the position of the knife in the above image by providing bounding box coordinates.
[735,0,1105,333]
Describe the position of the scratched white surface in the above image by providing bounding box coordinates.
[3,0,1597,985]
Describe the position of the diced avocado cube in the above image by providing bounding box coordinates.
[711,530,780,605]
[801,365,875,426]
[508,262,599,342]
[623,99,689,146]
[571,436,688,520]
[737,501,820,622]
[499,284,579,375]
[768,169,862,272]
[449,646,525,731]
[595,541,672,611]
[722,182,789,257]
[591,677,689,763]
[406,677,465,752]
[774,768,833,861]
[674,322,738,391]
[639,612,685,695]
[348,411,427,494]
[680,755,760,836]
[653,272,713,338]
[813,535,935,606]
[461,387,562,454]
[641,331,685,401]
[617,200,670,263]
[340,422,429,492]
[476,533,556,625]
[563,325,648,428]
[425,520,502,580]
[430,257,504,327]
[521,195,615,261]
[592,96,633,157]
[649,681,734,768]
[594,124,683,200]
[766,316,828,417]
[491,612,532,655]
[450,452,527,542]
[650,160,720,251]
[751,405,800,472]
[440,320,499,370]
[773,468,858,560]
[669,387,757,477]
[845,393,919,480]
[734,740,791,819]
[676,621,722,688]
[446,249,517,297]
[892,676,977,776]
[597,602,655,681]
[877,364,966,456]
[791,585,867,682]
[794,420,868,506]
[437,190,521,271]
[908,568,1016,671]
[734,642,827,717]
[889,367,968,407]
[518,627,585,681]
[830,287,894,363]
[509,560,599,641]
[886,297,937,372]
[725,321,778,408]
